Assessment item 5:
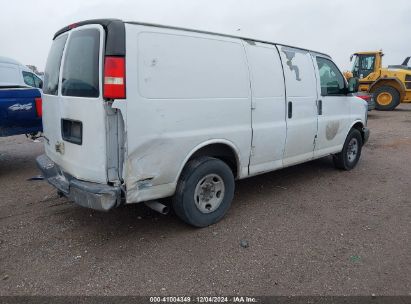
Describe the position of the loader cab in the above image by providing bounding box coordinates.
[351,53,377,79]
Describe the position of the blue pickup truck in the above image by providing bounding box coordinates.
[0,57,43,137]
[0,88,42,137]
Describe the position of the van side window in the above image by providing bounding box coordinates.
[62,29,100,98]
[316,57,345,96]
[22,71,35,87]
[43,35,68,95]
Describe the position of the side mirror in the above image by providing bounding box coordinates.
[38,80,43,89]
[343,87,355,95]
[347,77,359,94]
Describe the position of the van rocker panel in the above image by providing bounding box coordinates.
[36,154,121,211]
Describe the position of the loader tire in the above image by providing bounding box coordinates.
[374,86,400,111]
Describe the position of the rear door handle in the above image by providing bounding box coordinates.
[317,99,323,115]
[288,101,293,119]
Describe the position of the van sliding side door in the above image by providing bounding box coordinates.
[244,41,287,175]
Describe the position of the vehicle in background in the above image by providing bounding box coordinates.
[0,56,43,89]
[26,65,44,81]
[344,51,411,111]
[346,77,375,111]
[353,92,375,111]
[0,57,43,138]
[37,19,369,227]
[0,88,42,137]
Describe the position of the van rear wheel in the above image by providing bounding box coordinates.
[333,128,363,171]
[173,157,235,228]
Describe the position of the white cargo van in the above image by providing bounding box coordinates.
[37,19,370,227]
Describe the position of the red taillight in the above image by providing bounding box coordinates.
[35,97,42,117]
[357,95,371,102]
[104,56,126,99]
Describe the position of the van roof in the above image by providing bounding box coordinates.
[54,18,331,59]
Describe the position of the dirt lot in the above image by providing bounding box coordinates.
[0,105,410,296]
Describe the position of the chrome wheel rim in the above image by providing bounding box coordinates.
[194,174,225,214]
[347,138,359,163]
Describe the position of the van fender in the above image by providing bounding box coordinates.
[174,139,243,184]
[346,119,365,141]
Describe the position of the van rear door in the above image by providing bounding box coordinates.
[42,25,109,183]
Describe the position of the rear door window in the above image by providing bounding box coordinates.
[61,29,100,98]
[43,34,68,95]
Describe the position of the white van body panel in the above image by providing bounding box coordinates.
[123,24,252,203]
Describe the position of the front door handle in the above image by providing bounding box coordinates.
[288,101,293,119]
[317,99,323,115]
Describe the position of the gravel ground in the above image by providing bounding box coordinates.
[0,105,410,296]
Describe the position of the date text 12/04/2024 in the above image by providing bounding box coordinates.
[149,296,258,303]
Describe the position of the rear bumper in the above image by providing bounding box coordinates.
[36,154,121,211]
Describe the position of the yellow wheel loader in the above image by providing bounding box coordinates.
[344,51,411,111]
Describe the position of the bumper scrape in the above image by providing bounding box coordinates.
[36,154,121,211]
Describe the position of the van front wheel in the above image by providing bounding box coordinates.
[173,157,235,227]
[333,128,363,171]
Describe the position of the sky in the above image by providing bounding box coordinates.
[1,0,410,72]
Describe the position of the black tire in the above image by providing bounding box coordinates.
[333,129,363,171]
[373,86,400,111]
[173,157,235,228]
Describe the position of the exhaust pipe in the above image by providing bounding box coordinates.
[144,201,170,215]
